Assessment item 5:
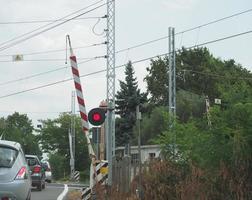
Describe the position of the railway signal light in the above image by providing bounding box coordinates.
[88,108,106,126]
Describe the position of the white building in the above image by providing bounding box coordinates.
[115,144,161,164]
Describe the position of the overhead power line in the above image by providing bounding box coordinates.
[0,29,251,99]
[0,55,105,63]
[0,0,107,52]
[0,42,106,57]
[0,8,250,58]
[0,110,70,114]
[0,16,103,25]
[116,8,252,54]
[0,56,105,86]
[179,69,252,80]
[0,28,251,89]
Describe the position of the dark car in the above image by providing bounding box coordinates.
[25,155,46,191]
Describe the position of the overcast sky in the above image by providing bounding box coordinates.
[0,0,252,126]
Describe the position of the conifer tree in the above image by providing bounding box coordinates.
[115,61,147,146]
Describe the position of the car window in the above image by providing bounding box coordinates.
[0,146,18,168]
[26,157,39,166]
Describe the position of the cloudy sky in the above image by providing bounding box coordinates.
[0,0,252,126]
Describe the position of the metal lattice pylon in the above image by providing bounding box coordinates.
[106,0,115,186]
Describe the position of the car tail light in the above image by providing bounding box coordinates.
[33,165,41,173]
[15,166,27,180]
[2,197,10,200]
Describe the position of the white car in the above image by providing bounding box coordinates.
[42,161,52,183]
[0,140,31,200]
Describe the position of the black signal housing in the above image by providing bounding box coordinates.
[88,108,106,126]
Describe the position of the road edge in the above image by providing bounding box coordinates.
[57,184,69,200]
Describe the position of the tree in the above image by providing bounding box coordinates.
[140,47,252,198]
[38,113,90,180]
[115,61,147,146]
[144,57,169,106]
[1,112,41,156]
[133,106,169,145]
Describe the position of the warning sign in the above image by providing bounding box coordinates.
[100,166,108,175]
[12,55,24,62]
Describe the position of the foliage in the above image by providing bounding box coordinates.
[144,57,169,106]
[38,113,90,180]
[49,153,66,180]
[144,47,252,116]
[135,47,252,198]
[138,160,252,200]
[133,106,169,145]
[0,112,41,156]
[115,61,147,146]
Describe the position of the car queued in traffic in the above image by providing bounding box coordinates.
[0,139,52,200]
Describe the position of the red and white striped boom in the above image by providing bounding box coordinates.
[67,35,95,159]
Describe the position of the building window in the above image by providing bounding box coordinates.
[131,153,139,164]
[149,153,156,159]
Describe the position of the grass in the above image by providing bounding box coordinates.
[67,190,82,200]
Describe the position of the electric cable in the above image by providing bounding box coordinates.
[0,17,103,25]
[1,28,252,89]
[0,42,106,57]
[92,18,106,36]
[0,55,105,63]
[0,56,106,86]
[0,0,104,48]
[0,0,107,52]
[116,8,252,54]
[0,29,251,99]
[178,69,252,81]
[0,8,249,58]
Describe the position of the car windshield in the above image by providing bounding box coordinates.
[26,157,38,166]
[0,146,18,168]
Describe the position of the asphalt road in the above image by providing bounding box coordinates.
[31,183,66,200]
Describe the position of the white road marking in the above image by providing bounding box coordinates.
[57,184,68,200]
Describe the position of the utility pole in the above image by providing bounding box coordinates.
[168,27,176,121]
[69,91,76,180]
[136,105,143,199]
[106,0,115,186]
[205,96,212,127]
[168,27,176,156]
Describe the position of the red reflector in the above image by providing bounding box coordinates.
[93,113,101,121]
[33,166,41,173]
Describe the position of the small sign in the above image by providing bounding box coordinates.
[12,55,24,62]
[74,170,80,181]
[215,98,221,105]
[100,166,108,175]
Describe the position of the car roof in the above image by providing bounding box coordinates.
[0,139,21,150]
[25,154,40,159]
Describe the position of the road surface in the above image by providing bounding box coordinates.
[31,183,66,200]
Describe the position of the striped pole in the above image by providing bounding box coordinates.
[68,36,95,158]
[67,36,101,198]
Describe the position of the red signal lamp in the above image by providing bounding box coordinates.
[93,113,101,121]
[88,108,106,126]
